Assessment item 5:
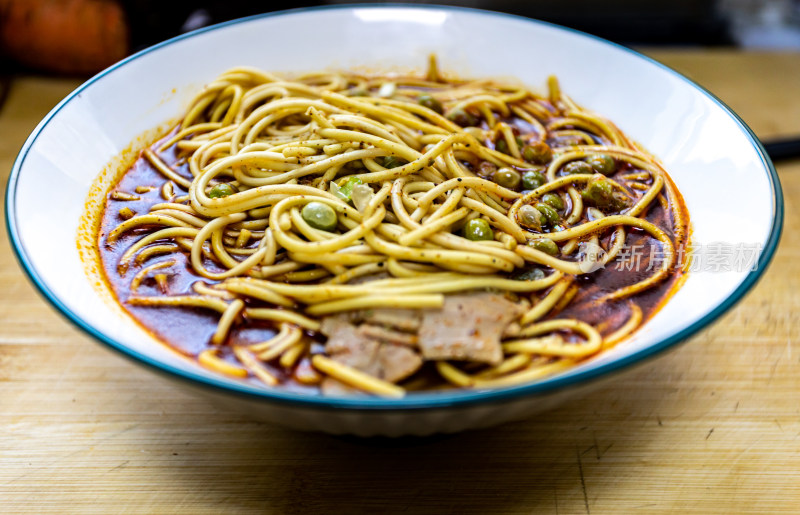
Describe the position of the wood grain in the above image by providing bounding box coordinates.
[1,51,799,514]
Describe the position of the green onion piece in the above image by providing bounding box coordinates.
[334,176,363,201]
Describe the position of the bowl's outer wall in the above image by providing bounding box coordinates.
[185,361,640,437]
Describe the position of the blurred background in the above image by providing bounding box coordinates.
[1,0,799,76]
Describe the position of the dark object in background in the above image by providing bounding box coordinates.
[0,0,129,74]
[0,0,731,75]
[124,0,730,50]
[0,0,320,75]
[328,0,732,47]
[122,0,732,51]
[120,0,321,51]
[762,137,800,162]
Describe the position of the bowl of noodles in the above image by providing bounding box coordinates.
[6,6,782,435]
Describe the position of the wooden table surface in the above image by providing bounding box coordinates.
[1,50,799,514]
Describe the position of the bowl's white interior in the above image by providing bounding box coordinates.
[10,7,776,400]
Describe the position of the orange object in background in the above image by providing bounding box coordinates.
[0,0,129,74]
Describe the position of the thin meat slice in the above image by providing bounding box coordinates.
[417,292,525,365]
[357,324,418,346]
[376,344,423,383]
[320,315,423,385]
[320,315,380,369]
[360,308,421,332]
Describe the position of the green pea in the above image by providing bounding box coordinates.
[536,203,560,225]
[592,179,613,196]
[518,204,544,230]
[382,156,407,169]
[522,142,552,164]
[495,136,525,154]
[463,218,494,241]
[541,192,564,210]
[417,94,443,114]
[562,160,594,175]
[586,154,616,175]
[581,178,630,211]
[513,267,546,281]
[530,238,559,256]
[495,138,509,154]
[301,201,338,231]
[208,183,235,198]
[493,167,521,190]
[447,108,478,127]
[521,170,546,190]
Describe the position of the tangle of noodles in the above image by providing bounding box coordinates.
[98,57,689,398]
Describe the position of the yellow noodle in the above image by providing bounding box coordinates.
[134,243,180,265]
[129,260,175,292]
[211,299,244,345]
[603,303,644,349]
[256,325,303,361]
[103,64,688,397]
[143,149,193,189]
[127,295,229,313]
[305,294,444,316]
[198,349,248,378]
[436,361,474,387]
[279,342,307,369]
[312,355,405,398]
[232,346,279,386]
[474,360,573,388]
[520,278,573,325]
[504,319,602,358]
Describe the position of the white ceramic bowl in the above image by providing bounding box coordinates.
[6,6,782,436]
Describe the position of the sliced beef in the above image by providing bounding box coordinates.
[376,344,423,383]
[360,308,422,332]
[357,324,418,346]
[318,292,522,391]
[320,315,379,366]
[417,292,524,365]
[320,315,423,385]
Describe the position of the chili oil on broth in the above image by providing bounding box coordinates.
[96,62,690,398]
[96,138,322,394]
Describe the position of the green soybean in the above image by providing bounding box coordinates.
[513,267,546,281]
[541,193,564,210]
[562,161,593,175]
[522,170,546,190]
[301,201,338,231]
[417,94,443,114]
[447,108,478,127]
[495,138,509,154]
[586,154,615,175]
[522,142,552,164]
[536,203,560,225]
[531,238,559,256]
[208,183,235,198]
[518,204,544,230]
[581,178,630,211]
[463,218,494,241]
[493,167,521,190]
